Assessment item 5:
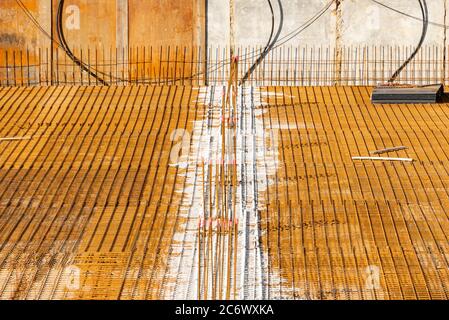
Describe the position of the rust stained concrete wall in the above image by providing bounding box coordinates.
[0,0,205,81]
[0,0,39,50]
[3,1,448,52]
[0,0,204,50]
[0,0,42,66]
[127,0,205,79]
[53,0,117,50]
[0,0,117,66]
[129,0,204,47]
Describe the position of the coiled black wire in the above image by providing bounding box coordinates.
[16,0,331,85]
[389,0,428,83]
[242,0,284,83]
[56,0,108,85]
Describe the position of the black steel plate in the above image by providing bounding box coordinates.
[371,84,444,104]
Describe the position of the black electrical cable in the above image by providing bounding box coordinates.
[191,0,332,84]
[89,0,328,84]
[15,0,333,85]
[261,0,276,64]
[272,1,333,48]
[56,0,108,85]
[15,0,62,46]
[371,0,447,29]
[219,0,333,71]
[15,0,114,84]
[241,0,281,83]
[160,0,328,85]
[15,0,431,86]
[266,0,276,53]
[388,0,428,83]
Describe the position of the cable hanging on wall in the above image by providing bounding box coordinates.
[14,0,333,85]
[241,0,284,83]
[56,0,109,85]
[370,0,446,29]
[388,0,428,83]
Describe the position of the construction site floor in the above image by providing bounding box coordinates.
[0,85,448,299]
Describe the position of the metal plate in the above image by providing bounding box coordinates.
[371,84,444,104]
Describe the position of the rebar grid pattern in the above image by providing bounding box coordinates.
[260,86,449,299]
[0,85,448,299]
[0,45,448,86]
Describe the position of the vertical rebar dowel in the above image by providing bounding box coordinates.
[128,46,131,84]
[20,50,24,86]
[4,50,8,86]
[63,50,67,84]
[22,48,30,86]
[87,48,91,86]
[165,46,170,85]
[13,51,17,86]
[107,47,111,85]
[46,48,49,86]
[173,46,178,85]
[115,47,118,85]
[95,48,98,86]
[324,47,328,85]
[193,46,198,86]
[38,48,42,85]
[80,48,83,85]
[143,46,146,85]
[158,46,162,86]
[181,47,186,86]
[149,46,153,84]
[317,46,321,86]
[136,46,139,84]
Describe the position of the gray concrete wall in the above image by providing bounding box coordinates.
[341,0,446,45]
[208,0,448,48]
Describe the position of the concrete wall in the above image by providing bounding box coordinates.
[0,0,205,51]
[2,0,448,51]
[129,0,204,47]
[208,0,448,48]
[0,0,40,50]
[209,0,336,47]
[341,0,446,45]
[0,0,41,66]
[0,0,206,82]
[54,0,117,49]
[1,0,448,84]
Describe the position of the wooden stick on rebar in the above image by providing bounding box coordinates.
[0,136,32,142]
[370,146,408,155]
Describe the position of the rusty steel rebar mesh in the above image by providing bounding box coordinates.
[1,83,449,299]
[2,44,449,87]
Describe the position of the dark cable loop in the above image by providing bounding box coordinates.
[242,0,282,83]
[15,0,332,85]
[56,0,109,85]
[388,0,428,83]
[371,0,446,29]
